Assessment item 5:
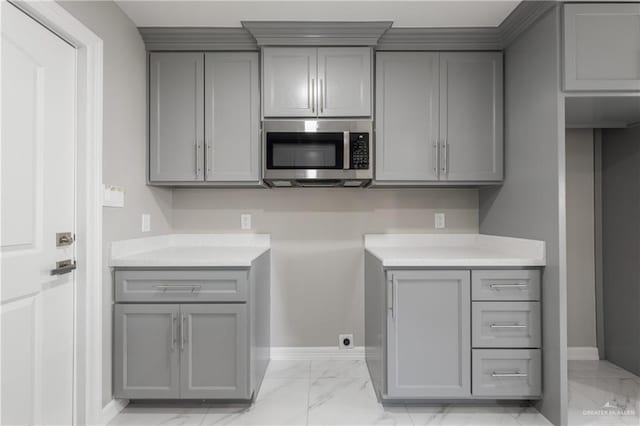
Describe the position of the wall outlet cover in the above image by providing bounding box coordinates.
[435,212,446,229]
[102,184,125,208]
[339,334,354,350]
[141,213,151,233]
[241,214,252,230]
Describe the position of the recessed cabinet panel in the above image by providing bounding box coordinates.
[114,304,180,399]
[439,52,503,181]
[180,304,249,399]
[375,52,440,182]
[262,48,317,117]
[564,3,640,91]
[386,270,471,398]
[317,47,371,117]
[149,52,204,182]
[205,52,260,182]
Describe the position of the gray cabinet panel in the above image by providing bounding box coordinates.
[472,349,541,397]
[262,47,317,117]
[205,52,260,182]
[439,52,503,181]
[115,269,249,303]
[472,301,541,348]
[317,47,371,117]
[472,270,541,301]
[564,4,640,91]
[114,304,180,399]
[386,270,471,398]
[180,304,249,399]
[375,52,440,182]
[149,52,204,181]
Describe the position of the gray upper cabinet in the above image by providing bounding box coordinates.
[262,47,317,117]
[205,52,260,182]
[180,304,249,399]
[374,51,503,185]
[439,52,503,181]
[262,47,372,118]
[317,48,371,117]
[375,52,440,181]
[386,270,471,398]
[114,304,180,399]
[564,3,640,91]
[149,52,204,182]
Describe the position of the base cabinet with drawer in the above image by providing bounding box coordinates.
[365,252,542,401]
[113,254,270,400]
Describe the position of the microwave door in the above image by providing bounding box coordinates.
[266,132,344,170]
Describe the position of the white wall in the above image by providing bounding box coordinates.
[58,0,173,407]
[565,129,597,348]
[172,188,479,346]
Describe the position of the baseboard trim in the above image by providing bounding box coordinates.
[271,346,365,360]
[101,398,129,424]
[568,346,599,361]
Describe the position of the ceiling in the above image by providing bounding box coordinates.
[115,0,522,28]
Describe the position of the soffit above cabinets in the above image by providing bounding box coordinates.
[116,1,521,28]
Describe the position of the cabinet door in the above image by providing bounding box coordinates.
[439,52,503,182]
[387,270,471,398]
[564,4,640,91]
[114,304,180,399]
[262,48,317,117]
[375,52,439,182]
[317,47,371,117]
[149,52,204,181]
[180,304,249,399]
[205,52,260,182]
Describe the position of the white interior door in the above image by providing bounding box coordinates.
[1,3,77,425]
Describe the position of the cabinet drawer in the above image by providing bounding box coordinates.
[472,302,540,348]
[472,349,541,398]
[472,270,540,301]
[115,269,248,302]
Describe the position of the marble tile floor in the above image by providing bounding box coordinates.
[109,360,639,426]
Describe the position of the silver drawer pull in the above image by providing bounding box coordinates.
[491,371,528,378]
[490,323,528,329]
[154,285,201,293]
[490,283,528,289]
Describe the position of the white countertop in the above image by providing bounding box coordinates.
[110,234,270,268]
[364,234,545,267]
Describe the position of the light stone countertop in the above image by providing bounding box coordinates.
[109,234,270,268]
[364,234,546,267]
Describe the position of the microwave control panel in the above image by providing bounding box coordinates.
[349,133,370,170]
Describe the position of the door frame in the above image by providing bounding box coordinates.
[8,1,104,424]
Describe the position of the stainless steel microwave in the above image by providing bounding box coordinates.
[262,120,373,187]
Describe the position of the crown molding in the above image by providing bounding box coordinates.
[377,27,502,51]
[139,27,258,51]
[499,1,558,48]
[241,21,392,46]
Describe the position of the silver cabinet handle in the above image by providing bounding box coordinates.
[387,278,396,320]
[433,142,439,175]
[180,314,186,351]
[441,141,449,175]
[490,283,529,289]
[153,285,201,293]
[206,143,212,175]
[194,142,200,178]
[51,259,77,275]
[490,323,528,329]
[171,313,176,351]
[320,79,324,113]
[311,78,315,113]
[491,371,527,378]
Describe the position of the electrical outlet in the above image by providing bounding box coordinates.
[339,333,354,350]
[141,213,151,232]
[241,214,252,230]
[435,212,446,229]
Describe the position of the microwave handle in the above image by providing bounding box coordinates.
[343,132,350,169]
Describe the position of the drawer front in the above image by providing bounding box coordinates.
[472,349,541,397]
[472,270,540,301]
[472,302,540,348]
[115,269,248,302]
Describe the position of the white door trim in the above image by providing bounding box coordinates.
[9,1,104,424]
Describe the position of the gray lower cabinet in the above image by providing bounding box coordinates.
[386,270,471,398]
[365,254,542,401]
[148,51,261,185]
[374,51,503,185]
[114,304,181,399]
[564,3,640,91]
